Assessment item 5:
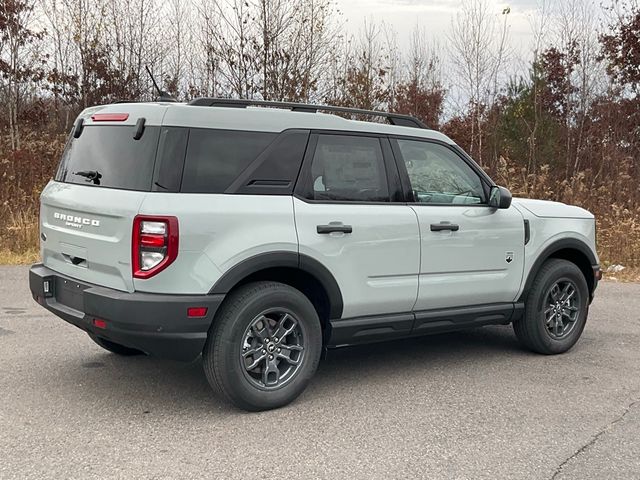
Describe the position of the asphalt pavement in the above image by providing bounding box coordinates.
[1,265,639,479]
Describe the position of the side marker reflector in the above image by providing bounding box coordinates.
[93,319,107,329]
[187,307,208,318]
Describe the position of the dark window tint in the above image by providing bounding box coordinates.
[180,129,276,193]
[396,139,485,205]
[56,126,160,191]
[152,127,188,192]
[233,130,309,195]
[309,135,389,202]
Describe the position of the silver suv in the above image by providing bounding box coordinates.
[29,98,601,411]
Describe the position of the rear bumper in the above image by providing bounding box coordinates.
[29,264,224,361]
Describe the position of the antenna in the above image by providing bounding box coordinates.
[145,65,177,102]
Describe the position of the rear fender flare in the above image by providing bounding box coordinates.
[209,251,344,319]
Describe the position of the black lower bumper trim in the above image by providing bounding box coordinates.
[29,264,224,361]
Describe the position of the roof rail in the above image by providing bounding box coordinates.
[187,98,428,129]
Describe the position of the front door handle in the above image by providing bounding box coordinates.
[317,223,353,234]
[430,222,459,232]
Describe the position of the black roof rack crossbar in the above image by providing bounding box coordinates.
[187,98,428,129]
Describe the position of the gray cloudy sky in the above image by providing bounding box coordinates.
[335,0,548,55]
[332,0,608,112]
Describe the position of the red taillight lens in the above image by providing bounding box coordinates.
[132,215,179,279]
[91,113,129,122]
[140,234,165,247]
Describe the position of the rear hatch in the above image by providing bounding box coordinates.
[40,105,166,292]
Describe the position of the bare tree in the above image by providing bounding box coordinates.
[0,0,43,150]
[552,0,603,178]
[213,0,260,98]
[193,0,222,98]
[382,23,400,112]
[518,0,552,174]
[448,0,511,164]
[392,25,445,128]
[295,0,340,102]
[329,20,389,110]
[39,0,79,129]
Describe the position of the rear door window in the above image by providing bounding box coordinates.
[180,129,276,193]
[56,126,160,191]
[307,134,390,202]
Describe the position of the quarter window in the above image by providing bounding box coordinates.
[308,135,389,202]
[396,139,485,204]
[181,129,276,193]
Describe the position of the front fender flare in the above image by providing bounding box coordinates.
[518,237,598,302]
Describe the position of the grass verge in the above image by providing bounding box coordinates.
[603,268,640,283]
[0,249,40,265]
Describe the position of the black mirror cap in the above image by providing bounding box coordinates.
[489,186,512,209]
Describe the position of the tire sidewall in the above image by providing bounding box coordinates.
[213,284,322,410]
[528,261,589,354]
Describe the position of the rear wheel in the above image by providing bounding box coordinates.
[203,281,322,411]
[514,259,589,354]
[88,333,145,356]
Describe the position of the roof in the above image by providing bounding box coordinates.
[78,101,456,145]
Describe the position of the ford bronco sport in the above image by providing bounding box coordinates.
[29,98,601,411]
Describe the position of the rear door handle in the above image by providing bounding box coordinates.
[430,222,459,232]
[317,223,353,234]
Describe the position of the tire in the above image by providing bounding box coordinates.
[88,333,145,356]
[203,281,322,411]
[514,259,589,355]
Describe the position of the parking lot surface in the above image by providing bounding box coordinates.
[1,265,639,479]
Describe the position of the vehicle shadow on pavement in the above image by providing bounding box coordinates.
[314,324,524,383]
[48,324,526,414]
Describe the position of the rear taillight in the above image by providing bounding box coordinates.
[132,215,179,279]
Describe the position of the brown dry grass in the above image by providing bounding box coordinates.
[603,267,640,283]
[0,248,39,265]
[1,132,64,265]
[496,158,640,277]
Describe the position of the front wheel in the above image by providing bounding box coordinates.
[203,281,322,411]
[514,259,590,354]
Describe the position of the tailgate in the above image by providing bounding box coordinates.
[40,181,147,292]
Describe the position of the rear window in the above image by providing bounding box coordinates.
[180,129,277,193]
[56,125,160,191]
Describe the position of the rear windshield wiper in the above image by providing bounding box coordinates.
[73,170,102,185]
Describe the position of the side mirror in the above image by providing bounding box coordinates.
[489,186,512,209]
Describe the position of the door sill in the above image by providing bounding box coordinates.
[329,302,523,347]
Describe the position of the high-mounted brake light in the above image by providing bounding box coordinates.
[132,215,179,279]
[91,113,129,122]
